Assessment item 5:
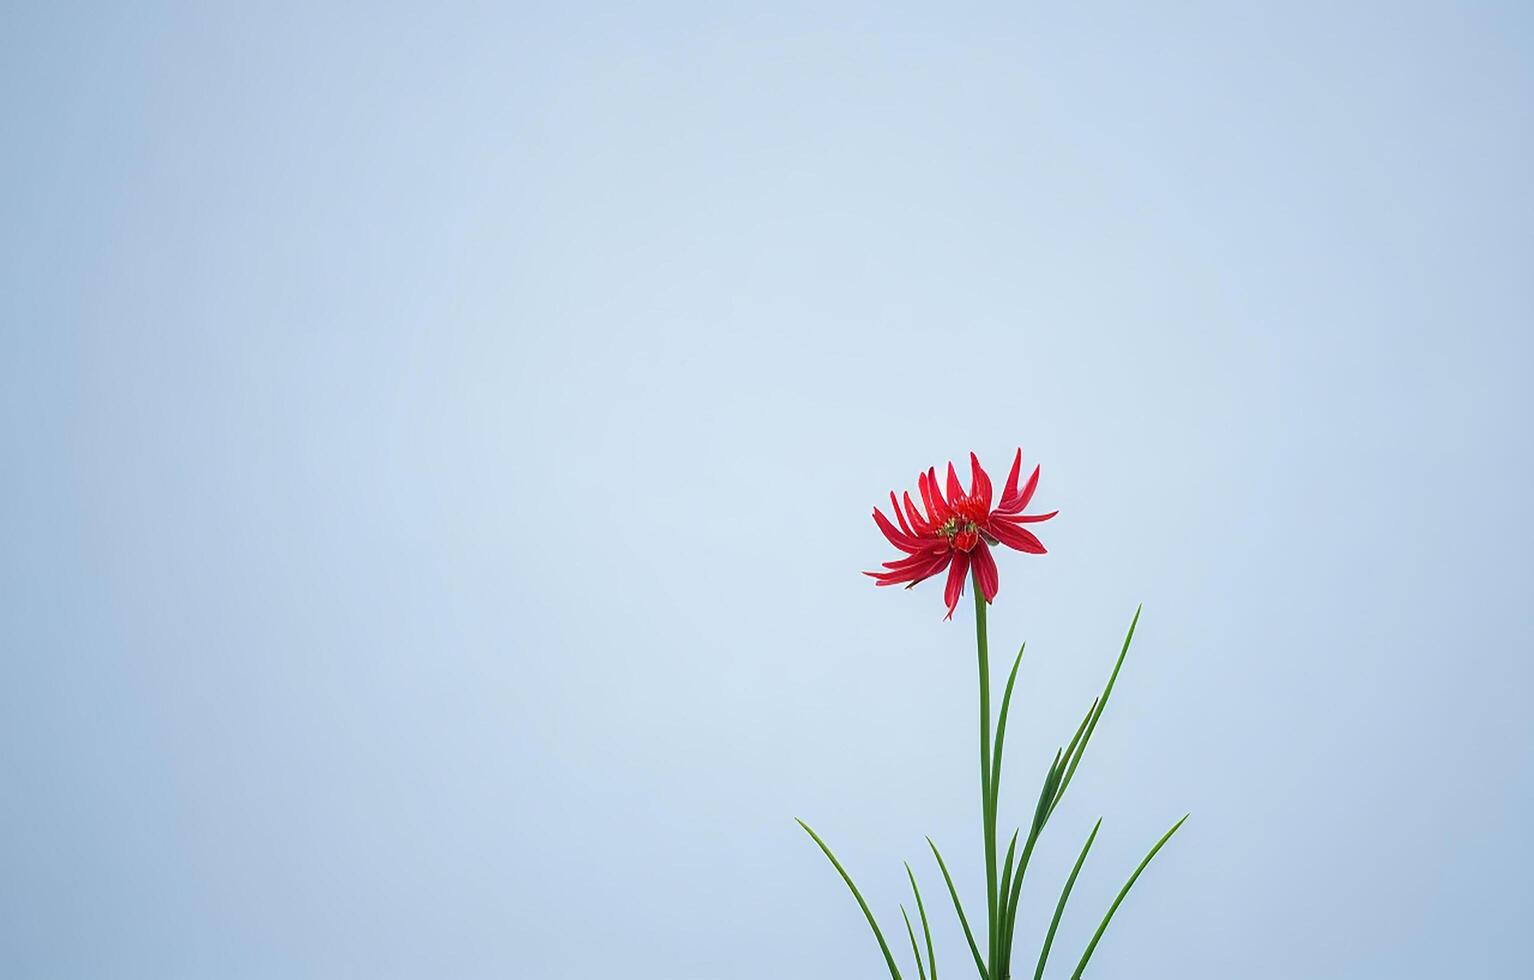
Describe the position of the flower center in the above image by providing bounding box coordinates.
[938,516,982,552]
[936,494,989,551]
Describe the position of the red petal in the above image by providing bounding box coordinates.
[873,507,924,553]
[918,471,940,521]
[1002,509,1057,524]
[907,554,954,585]
[928,467,951,518]
[998,449,1022,506]
[969,452,992,510]
[1016,465,1040,511]
[903,492,930,533]
[998,465,1040,514]
[990,519,1047,554]
[867,553,951,585]
[971,541,999,601]
[890,492,914,536]
[945,461,964,504]
[943,551,971,619]
[881,548,947,571]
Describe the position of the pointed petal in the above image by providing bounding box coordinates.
[1015,464,1040,511]
[995,464,1040,515]
[971,541,999,601]
[867,553,951,586]
[998,457,1040,513]
[945,461,964,504]
[943,552,971,619]
[918,471,940,522]
[905,561,951,587]
[873,507,924,553]
[928,467,951,518]
[998,449,1023,506]
[881,548,948,571]
[990,519,1047,554]
[969,452,993,510]
[1005,509,1058,524]
[890,492,914,536]
[903,492,931,533]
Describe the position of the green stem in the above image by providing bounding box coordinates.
[972,570,997,977]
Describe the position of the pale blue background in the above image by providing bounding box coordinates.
[3,2,1531,978]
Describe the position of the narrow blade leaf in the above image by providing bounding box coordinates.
[1000,751,1063,970]
[797,818,904,980]
[927,837,991,980]
[1051,605,1141,817]
[990,643,1027,815]
[1071,814,1189,980]
[902,906,928,980]
[1033,818,1101,980]
[1059,698,1098,785]
[994,829,1019,971]
[906,862,937,980]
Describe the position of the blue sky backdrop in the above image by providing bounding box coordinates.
[3,2,1531,978]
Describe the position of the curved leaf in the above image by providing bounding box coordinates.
[1052,606,1140,818]
[906,862,937,980]
[1071,814,1189,980]
[1034,819,1101,980]
[902,906,928,980]
[797,818,903,980]
[927,837,990,980]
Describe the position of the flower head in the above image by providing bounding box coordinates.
[865,449,1057,619]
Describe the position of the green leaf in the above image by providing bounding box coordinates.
[986,643,1026,976]
[1051,605,1141,818]
[906,862,937,980]
[1033,818,1101,980]
[1071,814,1189,980]
[1032,748,1064,832]
[796,818,904,980]
[972,583,997,975]
[1059,697,1098,781]
[999,751,1064,971]
[994,829,1020,971]
[927,837,990,980]
[995,830,1020,931]
[902,906,928,980]
[989,643,1027,817]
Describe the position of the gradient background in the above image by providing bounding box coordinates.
[3,2,1531,978]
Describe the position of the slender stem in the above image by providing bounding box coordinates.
[972,569,996,977]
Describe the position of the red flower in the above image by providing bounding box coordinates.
[866,449,1058,619]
